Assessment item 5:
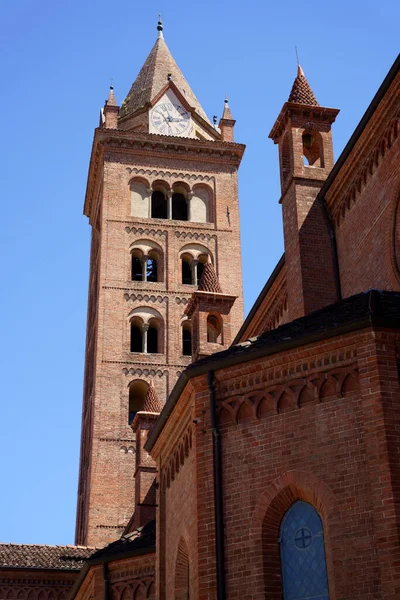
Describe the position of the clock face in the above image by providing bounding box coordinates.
[150,102,191,137]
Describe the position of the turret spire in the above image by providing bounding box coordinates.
[288,65,319,106]
[157,14,163,39]
[221,95,233,120]
[106,85,117,107]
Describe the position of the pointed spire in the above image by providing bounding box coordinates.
[106,85,117,107]
[198,263,223,293]
[288,65,319,106]
[142,381,163,414]
[222,95,233,120]
[157,14,163,39]
[119,31,210,124]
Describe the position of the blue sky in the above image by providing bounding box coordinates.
[0,0,398,545]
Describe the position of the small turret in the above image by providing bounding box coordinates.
[219,96,236,142]
[103,85,119,129]
[269,65,340,320]
[185,263,236,360]
[129,381,161,530]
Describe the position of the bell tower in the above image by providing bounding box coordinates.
[269,65,340,320]
[75,20,245,546]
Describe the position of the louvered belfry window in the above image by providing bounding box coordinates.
[280,501,330,600]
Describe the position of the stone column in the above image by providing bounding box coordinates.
[192,260,198,286]
[141,323,149,353]
[167,191,172,220]
[147,188,152,218]
[142,256,149,282]
[187,192,193,222]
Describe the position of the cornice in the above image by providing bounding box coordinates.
[269,102,339,143]
[84,129,244,220]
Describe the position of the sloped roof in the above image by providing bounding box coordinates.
[120,35,210,124]
[288,65,319,106]
[0,543,95,571]
[88,520,155,561]
[198,263,223,293]
[146,289,400,452]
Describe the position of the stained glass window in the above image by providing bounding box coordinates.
[280,501,330,600]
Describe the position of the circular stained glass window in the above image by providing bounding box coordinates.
[294,527,313,549]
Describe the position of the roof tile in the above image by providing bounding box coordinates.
[0,543,96,571]
[288,65,319,106]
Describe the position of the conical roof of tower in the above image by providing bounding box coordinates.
[120,33,211,124]
[221,97,233,120]
[198,263,223,293]
[142,381,163,414]
[106,86,118,107]
[288,65,319,106]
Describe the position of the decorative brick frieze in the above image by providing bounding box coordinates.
[217,364,360,424]
[126,166,215,185]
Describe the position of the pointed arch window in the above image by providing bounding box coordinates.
[280,501,329,600]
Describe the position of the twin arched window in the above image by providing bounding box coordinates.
[181,250,210,286]
[151,188,188,221]
[129,308,163,354]
[280,501,329,600]
[131,241,162,283]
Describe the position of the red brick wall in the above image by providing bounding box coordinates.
[76,130,245,546]
[152,328,400,599]
[334,138,400,297]
[207,329,400,600]
[326,72,400,298]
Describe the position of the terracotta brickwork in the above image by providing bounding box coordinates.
[0,570,78,600]
[325,71,400,296]
[73,554,156,600]
[149,323,400,600]
[75,29,245,547]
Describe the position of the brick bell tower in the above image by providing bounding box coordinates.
[269,65,340,321]
[75,19,245,546]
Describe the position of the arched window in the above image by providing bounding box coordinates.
[129,307,163,355]
[182,321,192,356]
[280,501,330,600]
[131,252,143,281]
[128,380,148,424]
[181,254,193,285]
[302,130,324,167]
[207,314,222,344]
[147,319,159,354]
[130,318,143,352]
[172,192,188,221]
[152,190,168,219]
[130,240,163,283]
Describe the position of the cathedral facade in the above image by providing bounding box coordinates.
[1,20,400,600]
